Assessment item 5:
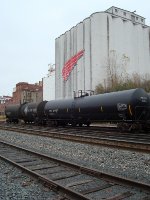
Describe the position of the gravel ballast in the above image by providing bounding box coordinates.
[0,159,61,200]
[0,129,150,186]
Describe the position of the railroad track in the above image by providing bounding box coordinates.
[1,124,150,153]
[0,140,150,200]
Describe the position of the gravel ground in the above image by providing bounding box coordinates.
[0,129,150,187]
[0,158,63,200]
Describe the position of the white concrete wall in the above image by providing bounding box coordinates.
[90,13,108,89]
[43,71,55,101]
[108,15,150,76]
[55,11,150,99]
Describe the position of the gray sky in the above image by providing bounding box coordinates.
[0,0,150,96]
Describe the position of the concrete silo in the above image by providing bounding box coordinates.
[55,6,150,99]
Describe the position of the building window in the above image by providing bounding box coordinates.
[131,15,135,22]
[141,18,144,22]
[123,12,126,16]
[136,17,138,20]
[27,92,31,97]
[115,9,118,13]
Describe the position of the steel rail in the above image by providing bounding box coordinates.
[0,140,150,199]
[0,125,150,153]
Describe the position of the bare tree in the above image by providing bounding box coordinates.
[95,50,150,94]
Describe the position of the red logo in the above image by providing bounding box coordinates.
[62,50,84,81]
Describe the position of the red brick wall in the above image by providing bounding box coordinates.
[0,98,13,115]
[0,82,43,114]
[13,82,43,104]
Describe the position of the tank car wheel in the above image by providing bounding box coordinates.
[72,121,76,127]
[79,123,83,127]
[62,122,67,127]
[117,123,127,132]
[86,122,91,127]
[55,121,59,127]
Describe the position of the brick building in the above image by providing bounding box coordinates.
[13,82,43,104]
[0,82,43,116]
[0,96,12,115]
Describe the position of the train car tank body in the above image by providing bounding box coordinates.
[75,88,149,122]
[19,102,38,123]
[44,99,75,125]
[5,104,21,123]
[44,88,149,126]
[5,88,150,131]
[36,101,48,125]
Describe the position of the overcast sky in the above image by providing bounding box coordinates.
[0,0,149,96]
